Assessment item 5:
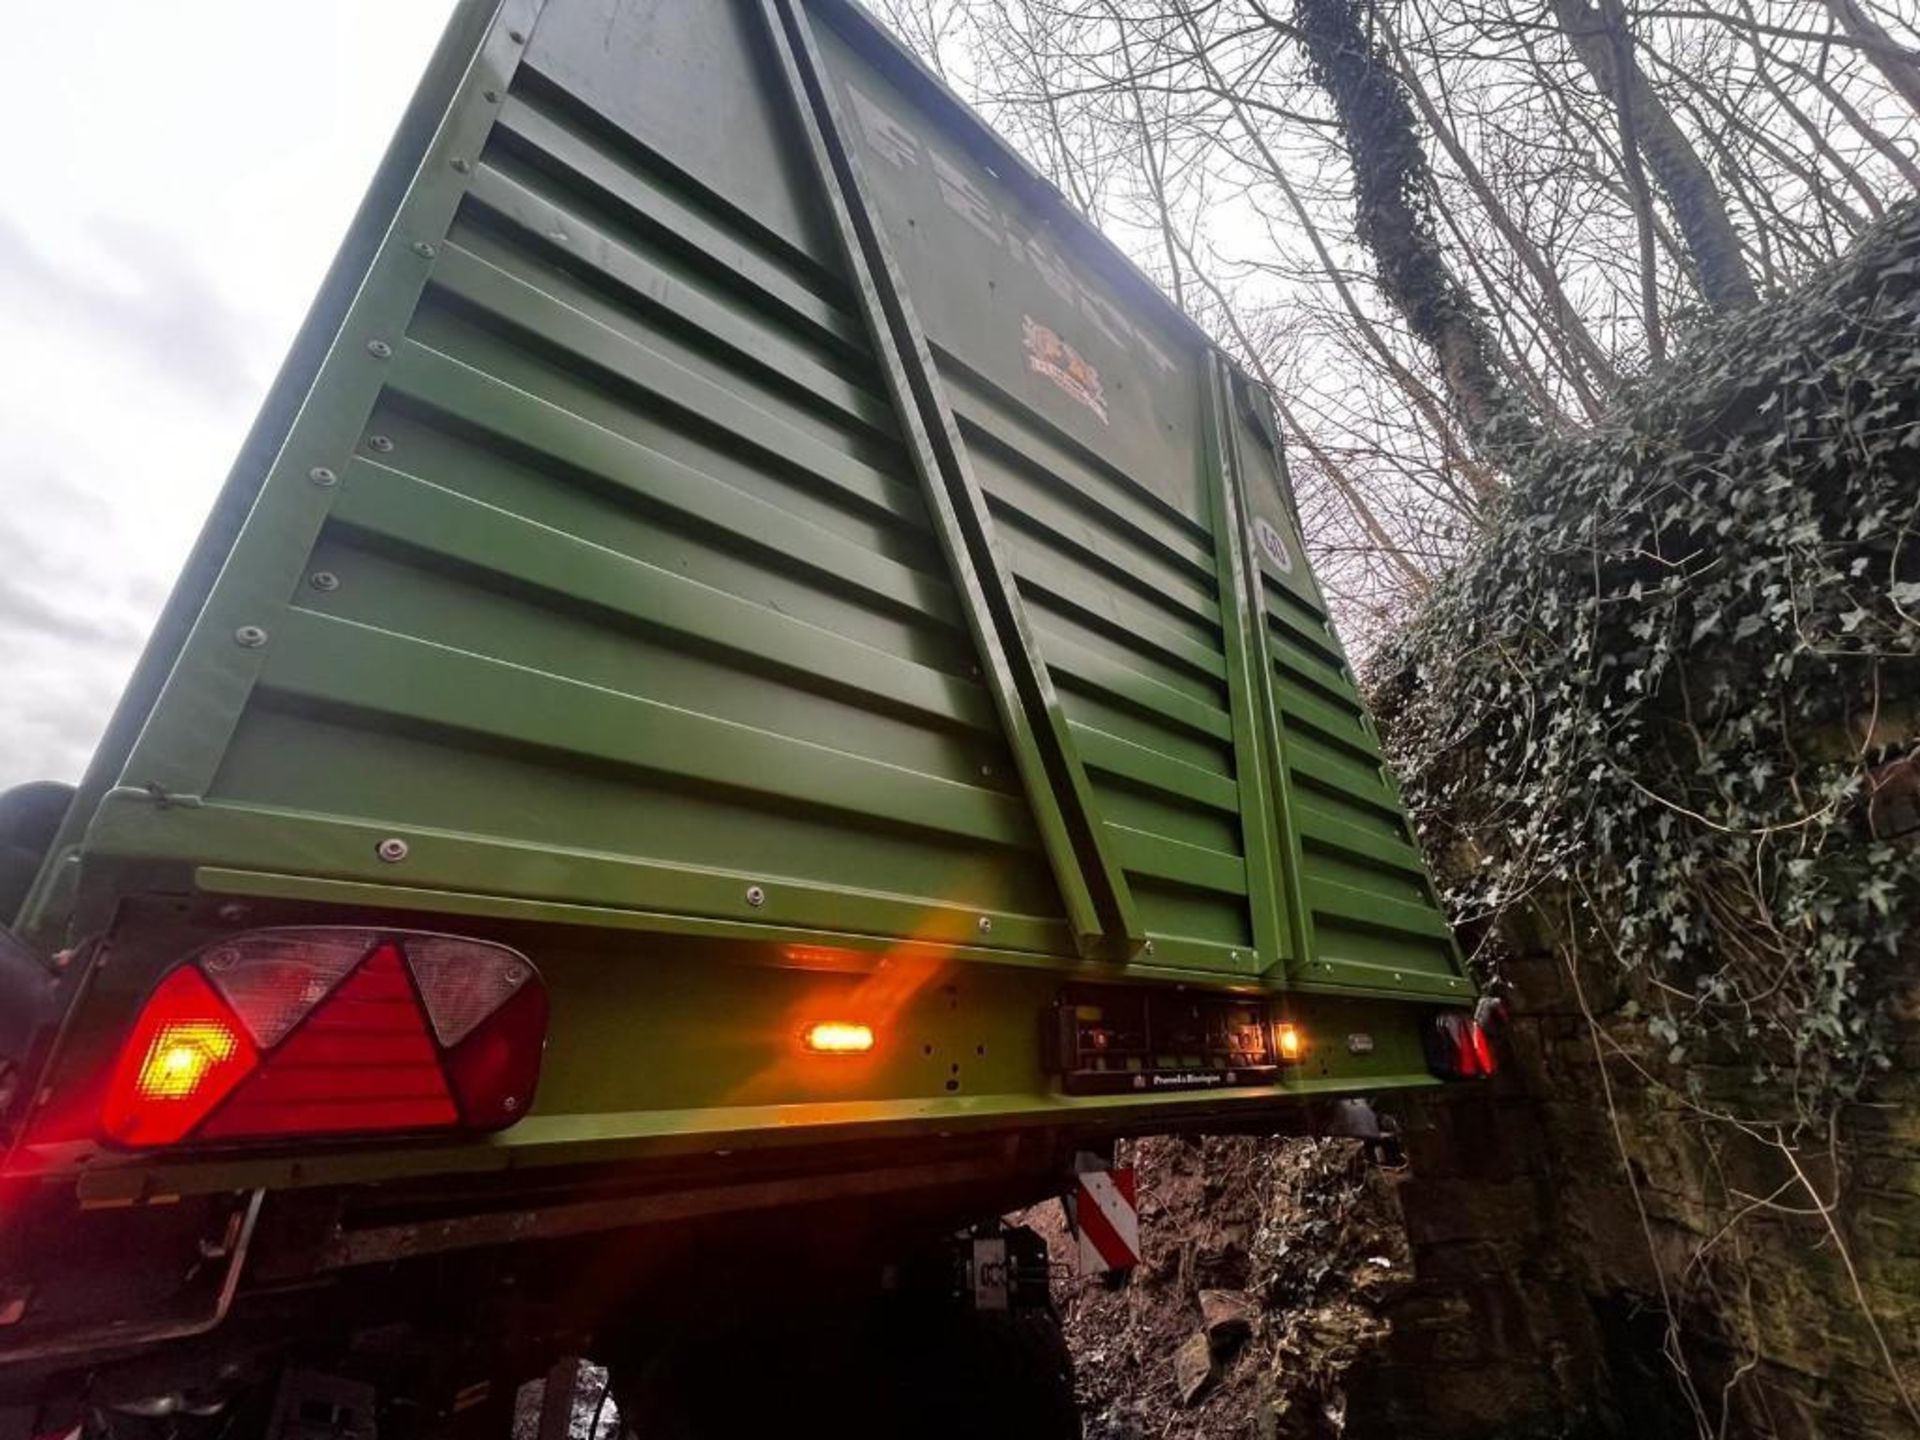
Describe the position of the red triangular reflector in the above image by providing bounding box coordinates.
[199,943,457,1139]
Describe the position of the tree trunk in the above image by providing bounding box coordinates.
[1382,13,1619,399]
[1824,0,1920,119]
[1293,0,1535,463]
[1550,0,1759,312]
[1174,6,1499,507]
[1767,26,1920,191]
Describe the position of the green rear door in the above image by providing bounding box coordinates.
[21,0,1465,1002]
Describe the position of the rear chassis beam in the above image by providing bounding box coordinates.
[0,1095,1394,1425]
[0,886,1441,1400]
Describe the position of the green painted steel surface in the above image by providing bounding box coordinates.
[5,0,1472,1198]
[23,0,1462,999]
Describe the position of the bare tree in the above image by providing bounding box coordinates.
[1823,0,1920,117]
[1293,0,1539,458]
[1550,0,1759,311]
[871,0,1920,636]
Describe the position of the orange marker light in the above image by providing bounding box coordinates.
[803,1021,876,1055]
[1276,1023,1305,1063]
[137,1021,240,1099]
[102,966,260,1147]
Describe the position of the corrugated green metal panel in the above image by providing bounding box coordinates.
[210,2,1066,948]
[1218,378,1462,995]
[803,24,1266,972]
[30,0,1465,1003]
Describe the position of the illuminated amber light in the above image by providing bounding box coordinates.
[1276,1023,1305,1062]
[136,1021,241,1099]
[803,1021,876,1055]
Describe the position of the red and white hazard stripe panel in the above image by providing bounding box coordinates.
[1073,1163,1141,1274]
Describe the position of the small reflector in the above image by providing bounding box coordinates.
[1072,1159,1141,1275]
[200,929,374,1047]
[1277,1023,1305,1062]
[405,934,533,1047]
[803,1021,875,1054]
[1426,1010,1499,1079]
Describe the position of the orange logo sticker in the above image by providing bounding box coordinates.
[1023,316,1108,424]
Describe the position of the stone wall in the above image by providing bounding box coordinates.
[1349,938,1920,1440]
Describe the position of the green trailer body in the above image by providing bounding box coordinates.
[0,0,1468,1309]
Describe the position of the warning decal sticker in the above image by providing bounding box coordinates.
[1254,515,1295,575]
[1023,315,1109,424]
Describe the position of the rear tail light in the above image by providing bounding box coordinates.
[102,968,259,1146]
[1425,1009,1498,1080]
[101,929,547,1148]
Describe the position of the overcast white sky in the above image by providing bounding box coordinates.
[0,2,458,792]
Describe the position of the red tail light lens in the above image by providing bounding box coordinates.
[102,929,546,1148]
[197,943,460,1140]
[101,968,259,1146]
[1426,1009,1499,1080]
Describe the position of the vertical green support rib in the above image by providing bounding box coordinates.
[1211,359,1313,975]
[758,0,1142,958]
[1201,357,1288,971]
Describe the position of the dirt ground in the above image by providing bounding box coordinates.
[1016,1136,1412,1440]
[513,1135,1405,1439]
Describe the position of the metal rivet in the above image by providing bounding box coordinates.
[366,339,393,359]
[308,465,337,487]
[450,157,472,174]
[508,28,526,43]
[745,885,766,907]
[309,571,340,592]
[367,435,394,453]
[502,1095,519,1112]
[411,241,436,259]
[1144,939,1155,955]
[977,915,992,934]
[376,837,409,863]
[234,625,267,648]
[483,89,502,103]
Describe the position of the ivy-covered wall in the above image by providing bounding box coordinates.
[1366,201,1920,1438]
